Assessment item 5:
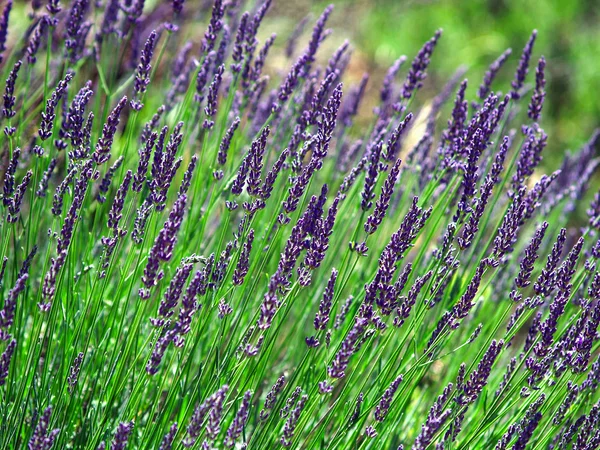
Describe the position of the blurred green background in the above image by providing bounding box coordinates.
[265,0,600,166]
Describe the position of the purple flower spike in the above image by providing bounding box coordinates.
[111,421,134,450]
[515,222,548,288]
[0,1,12,65]
[0,339,16,386]
[203,64,224,129]
[93,96,128,165]
[28,406,60,450]
[65,0,90,64]
[528,56,546,121]
[159,423,178,450]
[365,157,402,234]
[511,30,537,99]
[233,229,254,286]
[217,117,240,166]
[477,48,512,101]
[39,72,75,141]
[3,61,21,134]
[374,374,403,422]
[280,394,308,447]
[26,15,50,65]
[224,390,252,448]
[314,268,338,330]
[328,317,369,379]
[131,30,159,110]
[400,30,442,101]
[140,194,188,298]
[259,375,285,421]
[246,126,270,196]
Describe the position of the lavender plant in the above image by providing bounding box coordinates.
[0,1,599,449]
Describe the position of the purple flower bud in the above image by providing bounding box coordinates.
[340,74,368,127]
[364,157,402,234]
[131,30,159,110]
[224,390,252,448]
[528,56,546,121]
[200,0,225,56]
[460,339,504,405]
[0,1,12,65]
[67,351,84,393]
[28,406,60,450]
[313,268,337,330]
[413,383,453,449]
[261,148,288,201]
[515,221,548,288]
[97,155,124,202]
[26,15,50,65]
[477,48,512,101]
[361,140,383,211]
[217,117,240,166]
[179,155,197,197]
[107,170,132,232]
[328,316,368,379]
[153,261,193,327]
[380,55,406,106]
[315,82,343,159]
[280,394,308,447]
[511,30,537,99]
[246,126,270,196]
[382,113,413,162]
[259,375,285,421]
[0,273,28,338]
[374,374,403,422]
[111,421,134,450]
[140,194,187,298]
[230,12,248,73]
[233,229,254,286]
[0,339,16,385]
[203,64,224,129]
[250,33,276,83]
[65,0,90,63]
[39,72,75,141]
[133,131,157,192]
[7,170,32,223]
[3,60,21,132]
[534,228,566,296]
[400,30,442,101]
[2,147,20,205]
[131,197,152,245]
[159,423,178,450]
[93,96,128,165]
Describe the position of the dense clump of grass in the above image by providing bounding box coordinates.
[0,0,600,449]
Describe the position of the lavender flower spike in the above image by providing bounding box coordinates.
[280,394,308,447]
[39,72,75,141]
[111,421,134,450]
[314,268,338,330]
[511,30,537,99]
[224,390,252,448]
[0,339,16,386]
[400,29,442,101]
[0,0,12,65]
[28,406,60,450]
[3,61,22,137]
[365,157,402,234]
[515,221,548,288]
[528,56,546,121]
[374,374,403,422]
[478,48,512,101]
[93,96,128,165]
[131,30,159,110]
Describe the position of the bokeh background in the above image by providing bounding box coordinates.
[262,0,600,168]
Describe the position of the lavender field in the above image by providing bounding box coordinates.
[0,0,599,448]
